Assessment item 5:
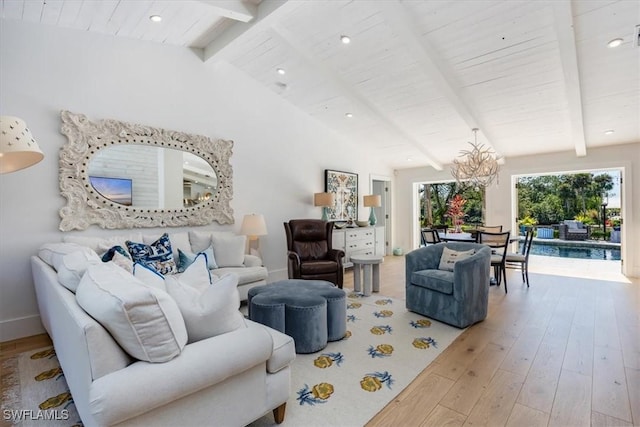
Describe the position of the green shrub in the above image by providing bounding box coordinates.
[518,215,538,226]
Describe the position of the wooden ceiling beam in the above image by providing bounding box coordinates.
[552,0,587,157]
[196,0,256,23]
[202,0,294,63]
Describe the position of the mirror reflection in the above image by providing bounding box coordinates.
[88,145,217,209]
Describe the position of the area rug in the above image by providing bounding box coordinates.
[1,348,81,427]
[1,293,463,427]
[249,292,464,427]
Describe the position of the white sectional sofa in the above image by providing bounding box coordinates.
[31,231,295,427]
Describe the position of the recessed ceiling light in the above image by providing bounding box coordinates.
[276,68,285,75]
[407,158,412,162]
[340,35,351,44]
[345,113,353,118]
[149,15,162,22]
[604,129,615,135]
[607,38,623,48]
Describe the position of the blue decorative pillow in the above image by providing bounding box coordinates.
[126,233,177,275]
[101,245,131,262]
[177,246,218,272]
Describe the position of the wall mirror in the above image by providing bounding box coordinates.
[59,110,234,231]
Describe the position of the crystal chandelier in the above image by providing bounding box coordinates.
[451,128,500,188]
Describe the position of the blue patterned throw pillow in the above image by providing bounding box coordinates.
[101,245,131,262]
[126,233,177,275]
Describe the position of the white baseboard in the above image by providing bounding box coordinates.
[0,315,45,342]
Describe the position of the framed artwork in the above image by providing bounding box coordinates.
[325,169,358,221]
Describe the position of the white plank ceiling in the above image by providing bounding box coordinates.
[2,0,638,170]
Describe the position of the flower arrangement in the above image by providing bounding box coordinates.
[447,195,466,233]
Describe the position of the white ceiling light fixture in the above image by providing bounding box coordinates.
[149,15,162,23]
[340,35,351,44]
[276,68,286,75]
[607,38,623,48]
[345,113,353,118]
[604,129,615,135]
[451,128,500,188]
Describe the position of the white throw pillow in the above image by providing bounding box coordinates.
[111,251,133,273]
[64,233,143,256]
[165,273,245,344]
[133,262,166,292]
[76,263,187,363]
[56,250,103,292]
[177,253,212,293]
[211,234,246,268]
[438,247,476,272]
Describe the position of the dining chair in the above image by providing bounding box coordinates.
[420,228,441,246]
[506,227,534,286]
[477,225,503,233]
[477,230,511,293]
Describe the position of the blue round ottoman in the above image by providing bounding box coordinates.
[248,279,347,354]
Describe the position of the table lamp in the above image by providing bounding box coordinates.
[363,194,381,226]
[240,213,268,256]
[0,116,44,174]
[314,192,334,221]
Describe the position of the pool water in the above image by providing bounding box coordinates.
[519,242,621,261]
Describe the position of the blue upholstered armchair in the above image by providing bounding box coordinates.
[405,242,491,328]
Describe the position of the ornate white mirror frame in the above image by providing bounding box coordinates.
[58,110,234,231]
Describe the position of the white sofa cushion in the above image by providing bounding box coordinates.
[214,266,267,285]
[132,262,166,292]
[188,230,234,253]
[63,233,144,256]
[211,234,247,267]
[76,263,187,363]
[38,243,98,270]
[57,250,103,292]
[165,272,245,344]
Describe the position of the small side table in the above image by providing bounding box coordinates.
[350,254,384,296]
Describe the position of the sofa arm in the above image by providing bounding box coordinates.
[244,254,263,267]
[287,251,301,278]
[89,326,273,426]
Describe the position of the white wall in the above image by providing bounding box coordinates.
[394,143,640,277]
[0,20,392,341]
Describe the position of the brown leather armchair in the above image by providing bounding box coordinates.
[284,219,345,288]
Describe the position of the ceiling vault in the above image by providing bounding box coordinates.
[196,0,257,23]
[378,0,503,161]
[270,23,444,171]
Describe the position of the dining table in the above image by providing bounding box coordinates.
[438,232,476,242]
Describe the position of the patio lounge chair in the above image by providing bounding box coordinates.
[559,220,590,241]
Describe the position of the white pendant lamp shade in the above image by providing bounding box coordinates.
[0,116,44,174]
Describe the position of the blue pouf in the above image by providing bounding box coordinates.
[248,280,347,354]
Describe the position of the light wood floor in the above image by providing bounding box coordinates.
[2,255,638,427]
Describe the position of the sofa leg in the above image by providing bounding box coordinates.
[273,403,286,424]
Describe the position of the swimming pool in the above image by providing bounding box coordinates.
[518,241,621,261]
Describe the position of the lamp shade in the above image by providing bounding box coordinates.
[363,194,381,207]
[314,192,335,207]
[0,116,44,174]
[240,214,268,237]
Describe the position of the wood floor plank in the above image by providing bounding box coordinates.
[500,326,545,376]
[563,323,595,376]
[624,367,640,425]
[548,369,592,427]
[420,404,466,427]
[592,345,633,422]
[440,342,508,415]
[617,320,640,370]
[516,337,567,413]
[505,403,549,427]
[463,369,525,426]
[591,411,634,426]
[366,373,454,426]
